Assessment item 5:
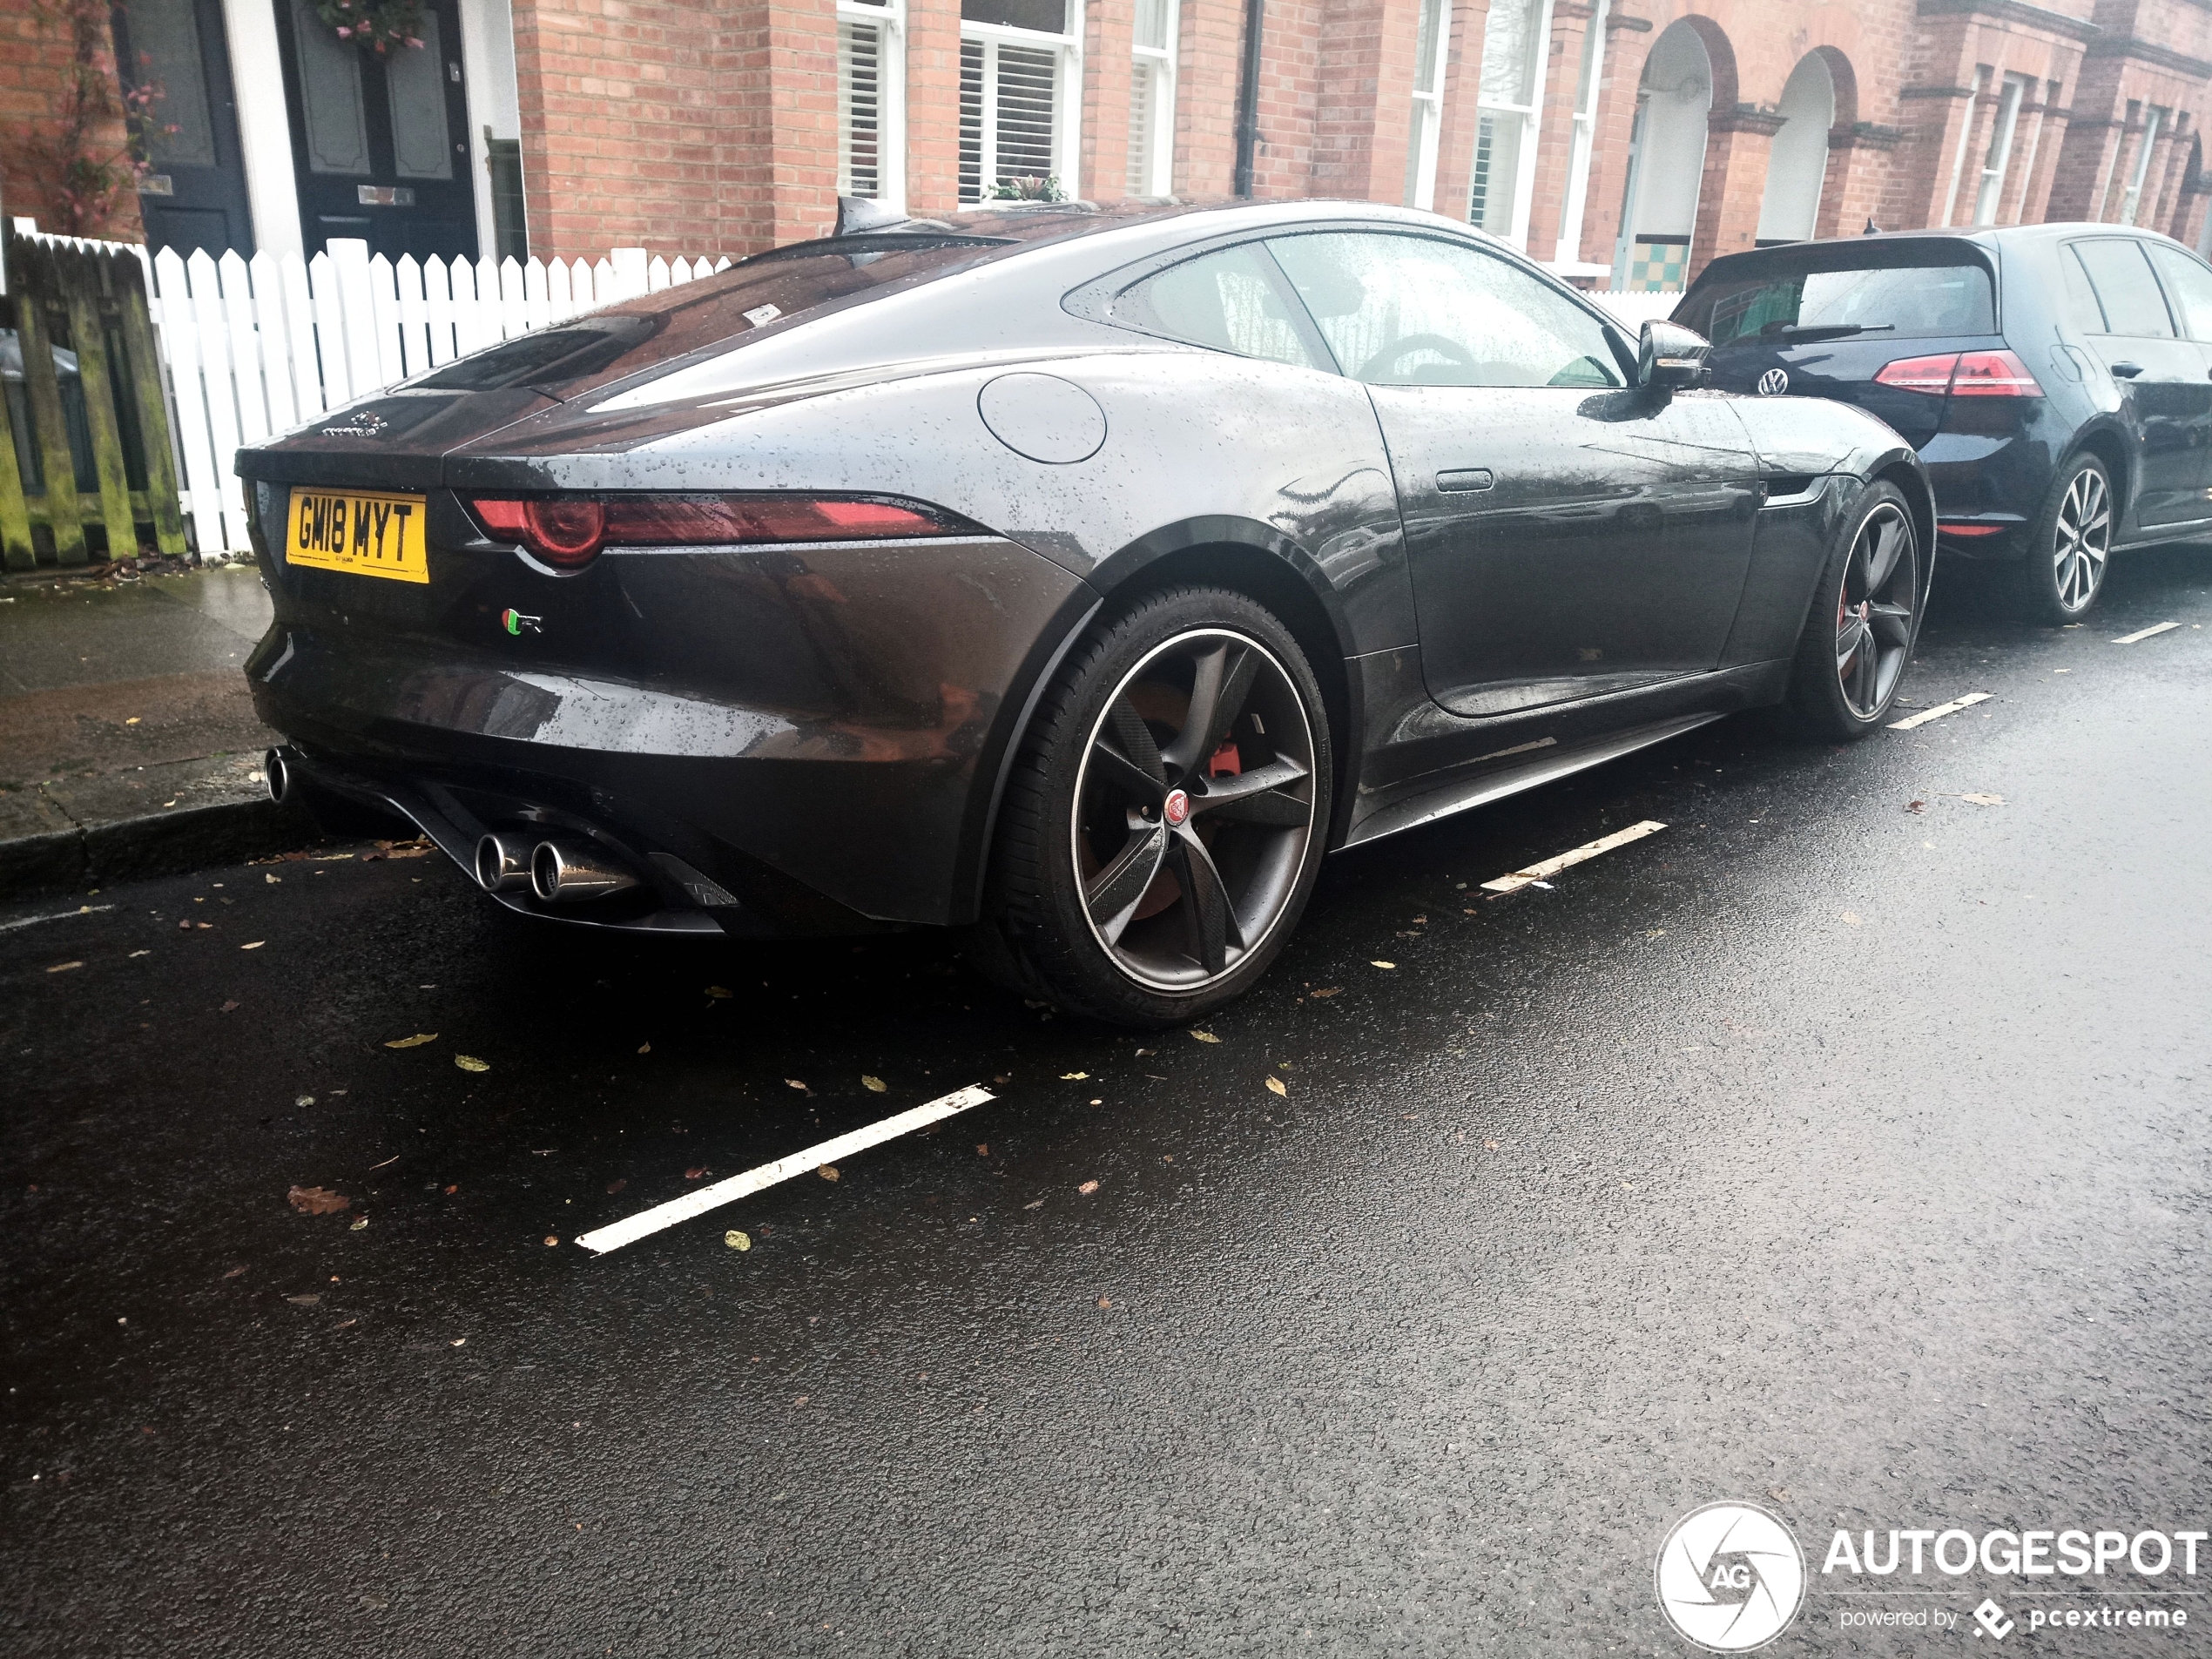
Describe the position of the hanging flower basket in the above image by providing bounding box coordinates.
[314,0,427,53]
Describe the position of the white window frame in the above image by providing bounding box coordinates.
[1939,65,1987,227]
[2121,104,2167,226]
[837,0,907,212]
[1550,0,1610,267]
[1469,0,1555,247]
[1128,0,1178,196]
[1404,0,1450,210]
[959,3,1085,203]
[1971,71,2030,226]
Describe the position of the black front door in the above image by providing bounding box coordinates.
[112,0,256,256]
[271,0,476,262]
[1264,228,1759,720]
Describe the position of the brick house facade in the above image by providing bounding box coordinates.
[7,0,2211,287]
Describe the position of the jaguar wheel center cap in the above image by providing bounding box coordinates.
[1163,789,1191,827]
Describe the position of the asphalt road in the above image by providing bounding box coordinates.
[5,549,2210,1656]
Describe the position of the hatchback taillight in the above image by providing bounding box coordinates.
[467,494,971,569]
[1873,349,2041,398]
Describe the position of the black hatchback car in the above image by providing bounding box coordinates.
[1676,224,2212,622]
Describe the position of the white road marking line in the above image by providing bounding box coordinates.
[0,904,116,933]
[1480,820,1666,894]
[1888,691,1992,731]
[2112,620,2179,644]
[574,1084,996,1255]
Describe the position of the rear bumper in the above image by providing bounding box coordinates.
[247,536,1093,934]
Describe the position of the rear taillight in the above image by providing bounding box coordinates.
[1872,349,2042,398]
[1948,349,2042,397]
[466,494,970,569]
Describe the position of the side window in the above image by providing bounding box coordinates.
[2068,239,2175,337]
[1113,244,1328,371]
[2147,244,2212,342]
[2060,246,2107,333]
[1265,231,1629,389]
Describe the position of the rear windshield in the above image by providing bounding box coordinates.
[1678,251,1995,347]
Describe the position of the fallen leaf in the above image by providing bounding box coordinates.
[818,1164,840,1181]
[1959,792,2005,806]
[240,941,265,950]
[46,961,83,974]
[1264,1076,1287,1097]
[455,1055,489,1072]
[1904,800,1925,814]
[1484,1139,1501,1150]
[685,1166,707,1180]
[786,1079,807,1091]
[1769,1487,1791,1503]
[606,1177,627,1194]
[1371,961,1396,969]
[1096,1296,1113,1309]
[287,1184,349,1216]
[1023,1197,1044,1209]
[1078,1179,1100,1195]
[1060,1070,1089,1080]
[861,1075,887,1092]
[705,985,733,999]
[350,1217,368,1231]
[125,716,140,725]
[219,999,239,1012]
[1840,912,1862,926]
[128,949,150,957]
[286,1293,321,1306]
[1190,1030,1221,1043]
[450,1338,466,1347]
[384,1033,438,1049]
[976,1143,989,1157]
[543,1235,559,1246]
[295,1094,314,1107]
[637,1042,651,1054]
[1309,987,1340,997]
[222,1265,247,1279]
[444,1184,457,1195]
[265,873,281,884]
[725,1229,752,1251]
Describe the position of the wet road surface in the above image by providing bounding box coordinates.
[5,550,2211,1656]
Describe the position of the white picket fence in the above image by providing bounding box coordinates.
[138,240,733,554]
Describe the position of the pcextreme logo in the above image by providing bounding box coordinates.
[1656,1502,1807,1652]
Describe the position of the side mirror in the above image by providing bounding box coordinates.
[1640,320,1712,391]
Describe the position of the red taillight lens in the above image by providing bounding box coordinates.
[466,494,965,568]
[1874,353,1960,395]
[1949,348,2042,397]
[1872,348,2042,398]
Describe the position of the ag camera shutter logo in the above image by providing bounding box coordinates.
[1656,1501,1807,1651]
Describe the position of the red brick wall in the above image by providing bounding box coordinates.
[0,0,145,242]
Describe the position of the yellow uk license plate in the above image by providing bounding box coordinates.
[285,489,429,583]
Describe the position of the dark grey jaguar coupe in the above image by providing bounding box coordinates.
[239,198,1932,1026]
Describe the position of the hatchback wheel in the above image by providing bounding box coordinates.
[1786,480,1922,739]
[970,586,1332,1027]
[2018,455,2113,624]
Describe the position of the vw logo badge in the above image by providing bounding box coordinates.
[1757,368,1791,397]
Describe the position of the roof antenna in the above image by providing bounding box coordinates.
[1863,218,1881,235]
[834,195,910,236]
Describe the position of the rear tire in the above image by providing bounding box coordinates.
[2013,453,2113,624]
[967,586,1332,1028]
[1784,480,1923,741]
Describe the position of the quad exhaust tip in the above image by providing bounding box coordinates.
[529,838,640,904]
[263,748,292,805]
[474,832,535,894]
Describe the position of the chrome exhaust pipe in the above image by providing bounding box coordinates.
[529,839,640,904]
[264,747,292,804]
[474,832,535,894]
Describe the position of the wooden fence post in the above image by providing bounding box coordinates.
[12,239,86,564]
[114,242,188,556]
[57,244,141,557]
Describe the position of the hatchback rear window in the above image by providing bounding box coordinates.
[1678,255,1995,347]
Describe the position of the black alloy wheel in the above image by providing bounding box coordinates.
[1833,498,1919,721]
[1786,479,1922,739]
[970,586,1332,1027]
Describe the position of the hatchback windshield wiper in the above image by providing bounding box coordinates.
[1763,321,1897,342]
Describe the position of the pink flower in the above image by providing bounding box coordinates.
[334,24,351,34]
[405,34,423,46]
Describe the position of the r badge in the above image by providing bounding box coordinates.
[501,609,543,637]
[1757,368,1791,396]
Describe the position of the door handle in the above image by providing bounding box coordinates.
[2109,361,2144,378]
[1437,469,1494,493]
